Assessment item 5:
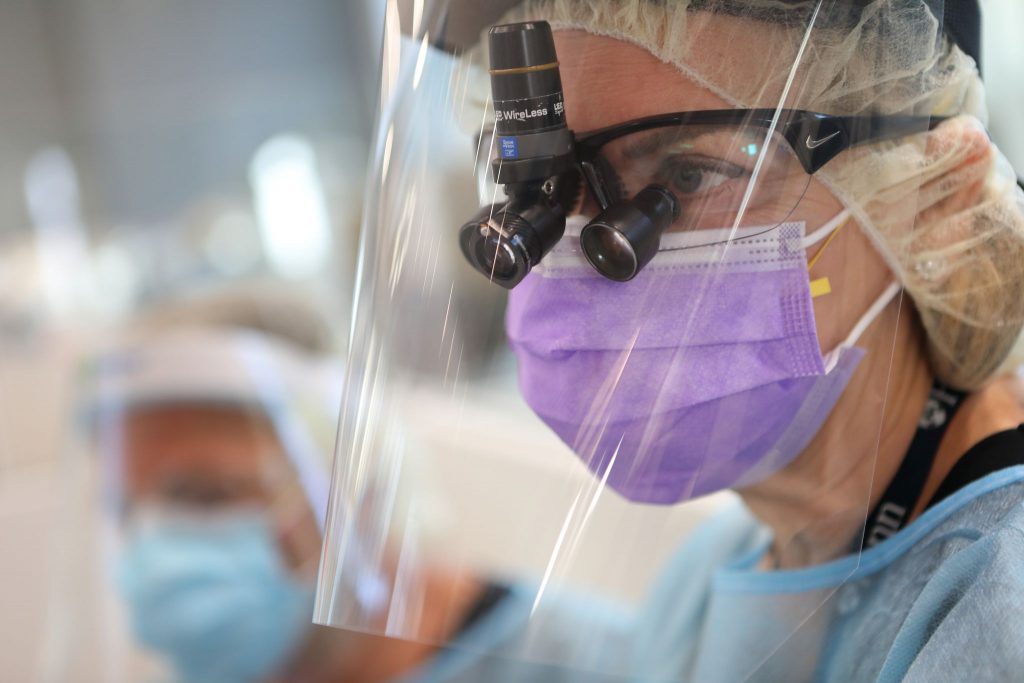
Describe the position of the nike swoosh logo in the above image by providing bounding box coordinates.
[806,131,841,149]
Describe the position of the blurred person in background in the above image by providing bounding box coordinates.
[78,291,520,683]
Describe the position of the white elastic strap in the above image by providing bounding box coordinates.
[844,282,902,349]
[802,208,852,249]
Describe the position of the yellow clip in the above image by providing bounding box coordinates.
[806,215,850,300]
[810,277,832,298]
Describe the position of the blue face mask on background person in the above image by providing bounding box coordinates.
[117,510,315,683]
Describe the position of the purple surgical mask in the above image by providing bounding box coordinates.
[507,213,898,504]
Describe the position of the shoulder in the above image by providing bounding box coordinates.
[902,471,1024,604]
[878,475,1024,682]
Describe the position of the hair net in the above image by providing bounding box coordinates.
[481,0,1024,389]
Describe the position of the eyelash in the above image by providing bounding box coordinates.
[657,154,747,197]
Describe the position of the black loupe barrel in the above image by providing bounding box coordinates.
[488,22,574,185]
[581,186,680,282]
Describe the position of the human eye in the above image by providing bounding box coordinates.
[162,474,249,507]
[655,154,747,197]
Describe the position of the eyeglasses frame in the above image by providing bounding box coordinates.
[571,109,949,210]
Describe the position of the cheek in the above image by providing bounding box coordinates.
[270,481,323,575]
[795,182,844,228]
[795,180,894,353]
[275,514,322,576]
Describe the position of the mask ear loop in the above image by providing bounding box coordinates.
[820,282,902,373]
[803,209,903,370]
[804,210,852,298]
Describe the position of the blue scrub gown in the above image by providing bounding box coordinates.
[405,466,1024,682]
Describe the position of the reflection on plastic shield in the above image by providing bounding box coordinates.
[315,1,947,680]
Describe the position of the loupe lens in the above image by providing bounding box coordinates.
[458,201,566,289]
[477,231,519,281]
[580,185,679,282]
[580,224,638,281]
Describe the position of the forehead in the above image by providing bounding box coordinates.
[553,30,732,134]
[106,404,287,486]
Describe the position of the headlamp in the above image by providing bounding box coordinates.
[458,21,571,289]
[458,21,679,288]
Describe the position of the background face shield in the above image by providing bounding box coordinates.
[317,0,944,679]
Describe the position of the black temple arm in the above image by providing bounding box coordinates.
[782,112,947,174]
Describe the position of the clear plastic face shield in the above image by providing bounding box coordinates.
[67,328,372,683]
[318,0,956,677]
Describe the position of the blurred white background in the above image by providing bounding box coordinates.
[983,0,1024,173]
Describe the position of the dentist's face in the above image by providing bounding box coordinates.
[554,29,895,354]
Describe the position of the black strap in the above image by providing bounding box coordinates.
[455,582,511,636]
[859,382,967,550]
[925,424,1024,508]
